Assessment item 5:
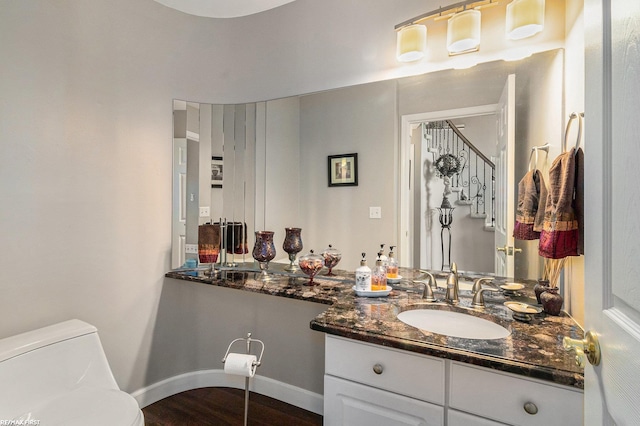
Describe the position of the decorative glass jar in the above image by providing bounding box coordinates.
[298,250,325,286]
[321,244,342,276]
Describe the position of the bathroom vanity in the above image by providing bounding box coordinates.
[166,265,584,425]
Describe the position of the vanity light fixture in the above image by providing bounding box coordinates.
[446,9,481,55]
[395,0,492,62]
[395,0,544,63]
[396,24,427,62]
[506,0,545,40]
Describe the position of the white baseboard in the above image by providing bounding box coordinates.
[130,369,324,415]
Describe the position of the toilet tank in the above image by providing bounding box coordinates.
[0,319,120,419]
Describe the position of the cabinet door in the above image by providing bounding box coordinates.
[449,362,583,426]
[324,375,444,426]
[448,409,509,426]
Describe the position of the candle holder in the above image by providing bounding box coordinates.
[298,250,325,286]
[252,231,276,281]
[282,227,303,272]
[321,244,342,276]
[437,206,455,271]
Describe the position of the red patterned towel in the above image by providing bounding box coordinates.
[198,224,221,263]
[514,169,548,240]
[539,148,584,258]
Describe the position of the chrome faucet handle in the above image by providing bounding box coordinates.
[471,287,494,309]
[472,277,494,293]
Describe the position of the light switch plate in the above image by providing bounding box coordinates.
[369,206,382,219]
[185,244,198,254]
[199,206,210,217]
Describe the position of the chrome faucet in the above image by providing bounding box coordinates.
[444,262,459,304]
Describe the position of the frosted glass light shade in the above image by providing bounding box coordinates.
[447,10,481,54]
[506,0,545,40]
[396,24,427,62]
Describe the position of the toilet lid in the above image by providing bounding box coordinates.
[16,387,143,426]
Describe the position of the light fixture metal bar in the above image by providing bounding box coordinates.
[395,0,499,30]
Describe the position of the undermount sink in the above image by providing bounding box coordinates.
[397,308,511,340]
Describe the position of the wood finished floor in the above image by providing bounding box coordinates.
[142,387,323,426]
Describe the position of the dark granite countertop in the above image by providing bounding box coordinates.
[166,264,584,389]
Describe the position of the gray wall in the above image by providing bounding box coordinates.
[0,0,431,394]
[299,81,397,269]
[0,0,574,399]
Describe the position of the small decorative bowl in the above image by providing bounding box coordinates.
[500,283,525,296]
[504,302,542,322]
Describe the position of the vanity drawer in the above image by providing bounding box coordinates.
[325,335,445,405]
[449,362,583,426]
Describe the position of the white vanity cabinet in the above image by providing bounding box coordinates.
[448,362,583,426]
[323,335,583,426]
[324,335,445,426]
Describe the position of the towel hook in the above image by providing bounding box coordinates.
[564,112,584,153]
[528,143,550,172]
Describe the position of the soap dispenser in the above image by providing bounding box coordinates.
[377,244,388,264]
[372,256,388,291]
[386,246,399,279]
[355,253,372,292]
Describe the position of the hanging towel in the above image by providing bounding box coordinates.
[198,223,221,263]
[514,169,548,240]
[539,148,583,258]
[575,148,585,255]
[226,222,249,255]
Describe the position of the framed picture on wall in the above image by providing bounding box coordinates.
[328,153,358,187]
[211,156,223,188]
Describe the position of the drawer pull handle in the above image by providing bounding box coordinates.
[372,364,384,375]
[523,402,538,415]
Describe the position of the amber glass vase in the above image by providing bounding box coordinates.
[252,231,276,281]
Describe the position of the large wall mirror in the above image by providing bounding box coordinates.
[172,49,567,281]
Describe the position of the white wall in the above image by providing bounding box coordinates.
[0,0,579,402]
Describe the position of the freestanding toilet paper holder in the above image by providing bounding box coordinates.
[222,333,265,426]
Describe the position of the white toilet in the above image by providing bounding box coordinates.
[0,319,144,426]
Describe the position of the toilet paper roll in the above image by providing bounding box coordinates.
[224,353,257,377]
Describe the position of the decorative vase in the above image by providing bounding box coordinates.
[282,228,303,272]
[252,231,276,281]
[298,250,325,286]
[534,279,550,304]
[321,244,342,276]
[540,287,564,316]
